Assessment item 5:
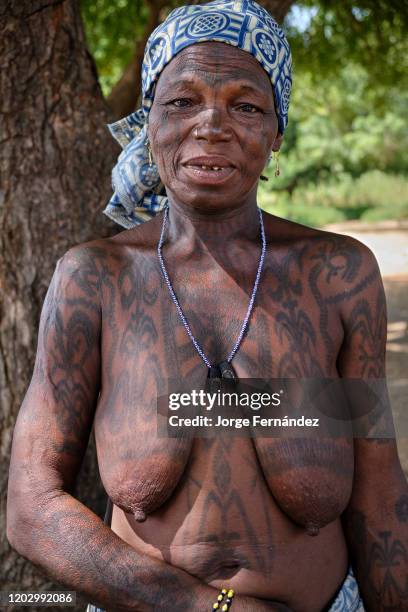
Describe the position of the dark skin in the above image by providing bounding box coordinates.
[6,42,408,611]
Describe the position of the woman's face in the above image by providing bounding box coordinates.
[148,41,282,213]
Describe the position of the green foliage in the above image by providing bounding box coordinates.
[259,57,408,226]
[259,171,408,227]
[286,1,408,109]
[81,0,148,93]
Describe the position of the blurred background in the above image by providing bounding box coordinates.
[1,0,407,608]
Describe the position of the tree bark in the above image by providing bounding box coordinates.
[0,0,118,608]
[263,0,297,24]
[107,0,296,121]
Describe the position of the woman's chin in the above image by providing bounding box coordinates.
[166,175,255,212]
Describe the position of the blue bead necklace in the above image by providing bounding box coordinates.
[157,205,266,380]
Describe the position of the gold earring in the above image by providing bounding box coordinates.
[272,150,280,177]
[145,139,153,167]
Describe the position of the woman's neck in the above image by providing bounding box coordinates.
[164,197,261,255]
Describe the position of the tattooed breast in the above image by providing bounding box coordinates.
[253,437,354,535]
[93,250,195,520]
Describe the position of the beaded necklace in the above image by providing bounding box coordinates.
[157,205,266,381]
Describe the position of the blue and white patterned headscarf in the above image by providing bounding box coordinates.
[103,0,292,229]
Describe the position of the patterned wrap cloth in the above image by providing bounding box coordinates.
[102,0,293,229]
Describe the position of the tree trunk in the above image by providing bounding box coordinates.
[263,0,296,24]
[107,0,296,121]
[0,0,118,608]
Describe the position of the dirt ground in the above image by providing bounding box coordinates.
[324,221,408,476]
[384,277,408,475]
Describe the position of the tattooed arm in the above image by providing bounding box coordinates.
[335,239,408,610]
[6,246,289,612]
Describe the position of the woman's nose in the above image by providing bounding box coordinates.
[193,107,233,142]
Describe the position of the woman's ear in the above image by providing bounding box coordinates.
[272,132,283,152]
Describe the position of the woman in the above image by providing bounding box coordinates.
[7,1,408,611]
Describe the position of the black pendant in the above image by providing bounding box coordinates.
[219,361,237,380]
[207,361,237,381]
[208,365,222,379]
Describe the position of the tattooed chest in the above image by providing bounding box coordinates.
[94,356,353,534]
[94,254,351,529]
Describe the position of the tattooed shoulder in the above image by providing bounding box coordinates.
[56,242,110,298]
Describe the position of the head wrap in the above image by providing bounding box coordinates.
[103,0,292,229]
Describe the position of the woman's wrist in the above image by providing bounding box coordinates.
[211,587,235,610]
[193,583,292,612]
[193,584,228,612]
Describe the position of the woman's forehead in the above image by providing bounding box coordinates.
[157,42,272,91]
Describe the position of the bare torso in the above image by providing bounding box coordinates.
[92,211,354,611]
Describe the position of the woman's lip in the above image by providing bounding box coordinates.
[181,164,236,184]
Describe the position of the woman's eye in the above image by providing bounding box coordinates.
[167,98,192,108]
[238,103,260,113]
